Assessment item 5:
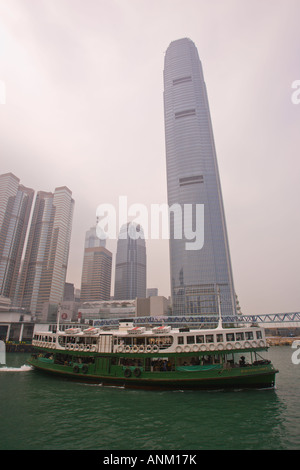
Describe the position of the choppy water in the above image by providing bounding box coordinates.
[0,347,299,450]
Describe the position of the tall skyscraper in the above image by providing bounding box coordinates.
[163,38,236,317]
[80,226,112,302]
[0,173,34,299]
[16,186,74,316]
[114,222,146,300]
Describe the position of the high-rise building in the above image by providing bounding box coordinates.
[147,288,158,298]
[114,222,146,300]
[80,227,112,302]
[64,282,75,302]
[0,173,34,300]
[84,226,106,249]
[163,38,236,317]
[16,186,74,316]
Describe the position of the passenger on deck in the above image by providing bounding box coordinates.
[239,356,246,367]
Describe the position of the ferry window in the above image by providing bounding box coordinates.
[226,333,235,342]
[154,336,173,348]
[245,331,254,340]
[205,335,214,343]
[256,331,262,339]
[187,336,195,344]
[178,336,184,345]
[236,332,244,341]
[196,335,204,343]
[216,334,223,342]
[147,337,156,346]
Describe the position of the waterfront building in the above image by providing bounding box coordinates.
[16,186,74,317]
[41,300,80,323]
[0,173,34,300]
[0,295,34,344]
[80,227,112,302]
[114,222,146,300]
[77,296,168,324]
[136,295,169,317]
[78,299,136,323]
[163,38,236,317]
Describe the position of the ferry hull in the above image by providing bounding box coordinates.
[28,356,277,391]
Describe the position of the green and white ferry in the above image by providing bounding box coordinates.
[28,317,278,390]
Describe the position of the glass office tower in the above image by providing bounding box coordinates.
[17,186,74,316]
[80,227,112,302]
[114,222,146,300]
[163,38,236,317]
[0,173,34,300]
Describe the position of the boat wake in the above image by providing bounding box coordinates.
[0,364,33,372]
[79,382,126,390]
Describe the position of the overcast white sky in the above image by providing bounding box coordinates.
[0,0,299,315]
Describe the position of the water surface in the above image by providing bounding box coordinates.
[0,347,299,450]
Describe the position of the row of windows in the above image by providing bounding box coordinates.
[179,175,204,187]
[175,109,196,119]
[173,76,192,85]
[177,330,263,345]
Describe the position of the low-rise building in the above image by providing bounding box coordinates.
[0,296,34,344]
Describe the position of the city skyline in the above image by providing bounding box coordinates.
[0,1,299,314]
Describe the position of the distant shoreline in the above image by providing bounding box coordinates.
[266,336,300,346]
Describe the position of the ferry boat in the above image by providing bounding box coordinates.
[28,318,278,390]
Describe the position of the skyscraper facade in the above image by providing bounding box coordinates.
[163,38,236,317]
[16,186,74,316]
[0,173,34,299]
[80,226,112,302]
[114,222,146,300]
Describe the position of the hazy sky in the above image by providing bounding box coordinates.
[0,0,299,315]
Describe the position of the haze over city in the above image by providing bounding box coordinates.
[0,0,299,315]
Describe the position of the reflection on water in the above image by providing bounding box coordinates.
[0,347,299,450]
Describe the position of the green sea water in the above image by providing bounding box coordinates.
[0,347,299,450]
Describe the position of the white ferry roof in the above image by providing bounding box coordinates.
[110,325,263,337]
[34,324,264,338]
